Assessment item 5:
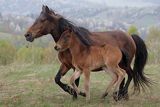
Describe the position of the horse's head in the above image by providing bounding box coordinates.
[24,5,60,42]
[55,29,72,52]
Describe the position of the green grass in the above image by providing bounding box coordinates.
[0,63,160,107]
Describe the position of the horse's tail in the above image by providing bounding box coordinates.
[131,34,151,93]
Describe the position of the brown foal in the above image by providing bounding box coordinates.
[55,30,126,101]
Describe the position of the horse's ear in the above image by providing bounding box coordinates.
[42,5,50,13]
[42,5,45,12]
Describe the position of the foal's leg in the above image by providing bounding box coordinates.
[83,70,90,102]
[118,63,126,99]
[101,67,118,99]
[113,66,126,101]
[70,70,82,100]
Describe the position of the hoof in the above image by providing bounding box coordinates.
[117,93,124,101]
[123,93,129,100]
[118,89,124,100]
[113,92,118,101]
[72,90,78,100]
[79,92,86,97]
[118,95,123,100]
[101,93,108,99]
[119,90,129,101]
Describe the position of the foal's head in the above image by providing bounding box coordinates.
[24,5,60,42]
[54,30,72,52]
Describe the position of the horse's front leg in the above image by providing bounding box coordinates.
[54,64,80,99]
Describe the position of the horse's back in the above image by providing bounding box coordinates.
[92,30,134,46]
[91,30,136,61]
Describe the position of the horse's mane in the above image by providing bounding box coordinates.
[58,17,94,46]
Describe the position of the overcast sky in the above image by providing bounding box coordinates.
[87,0,158,7]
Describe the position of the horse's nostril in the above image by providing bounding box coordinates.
[24,33,34,42]
[25,34,28,37]
[25,33,31,37]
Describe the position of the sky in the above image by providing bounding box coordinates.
[87,0,159,7]
[0,0,159,15]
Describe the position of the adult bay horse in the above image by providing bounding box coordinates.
[24,5,150,100]
[55,29,127,101]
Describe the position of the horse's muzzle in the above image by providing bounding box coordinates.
[24,33,34,42]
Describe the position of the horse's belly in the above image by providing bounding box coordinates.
[89,60,105,71]
[88,51,105,71]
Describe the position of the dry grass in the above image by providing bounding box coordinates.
[0,63,160,107]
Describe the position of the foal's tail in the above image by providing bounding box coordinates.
[131,34,151,93]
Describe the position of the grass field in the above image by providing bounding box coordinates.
[0,63,160,107]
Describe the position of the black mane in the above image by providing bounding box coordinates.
[58,17,94,46]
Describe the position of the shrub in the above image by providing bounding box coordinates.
[128,25,139,35]
[0,40,16,65]
[42,42,57,64]
[16,46,43,64]
[146,26,160,64]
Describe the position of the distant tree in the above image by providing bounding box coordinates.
[128,25,139,35]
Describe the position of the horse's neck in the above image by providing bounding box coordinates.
[50,24,63,42]
[50,31,60,43]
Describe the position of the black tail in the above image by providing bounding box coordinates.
[131,34,151,93]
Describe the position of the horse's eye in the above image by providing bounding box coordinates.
[63,36,70,43]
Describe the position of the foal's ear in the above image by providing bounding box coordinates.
[42,5,50,13]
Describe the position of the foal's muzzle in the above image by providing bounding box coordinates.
[24,33,34,42]
[54,45,61,51]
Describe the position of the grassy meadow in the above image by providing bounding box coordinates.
[0,63,160,107]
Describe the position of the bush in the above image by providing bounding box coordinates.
[0,40,16,65]
[16,46,43,64]
[42,42,57,64]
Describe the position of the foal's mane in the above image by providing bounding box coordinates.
[58,17,94,46]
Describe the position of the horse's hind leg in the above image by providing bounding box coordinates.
[118,65,132,100]
[70,70,82,100]
[113,66,126,101]
[121,66,132,100]
[101,67,118,99]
